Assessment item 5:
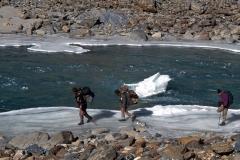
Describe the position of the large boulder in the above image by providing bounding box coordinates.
[211,142,234,154]
[129,29,148,41]
[180,136,201,145]
[8,131,50,149]
[48,131,74,146]
[88,144,117,160]
[120,122,154,141]
[157,145,186,159]
[76,8,129,25]
[92,128,110,134]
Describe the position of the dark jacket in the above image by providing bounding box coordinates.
[120,91,129,108]
[220,92,229,107]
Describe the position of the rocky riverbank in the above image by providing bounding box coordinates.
[1,0,240,43]
[0,121,240,160]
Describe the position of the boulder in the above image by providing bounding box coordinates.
[129,29,148,41]
[88,144,117,160]
[35,29,46,35]
[233,141,240,152]
[8,131,50,150]
[78,130,95,141]
[204,136,223,144]
[190,1,204,14]
[186,140,203,150]
[157,145,186,159]
[92,128,110,134]
[231,133,240,141]
[25,144,46,155]
[180,136,201,145]
[76,8,129,25]
[48,131,74,146]
[105,133,126,141]
[211,142,234,154]
[13,150,30,160]
[118,137,135,147]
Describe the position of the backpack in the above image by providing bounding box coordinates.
[125,90,139,105]
[120,85,138,105]
[224,91,234,105]
[78,87,95,103]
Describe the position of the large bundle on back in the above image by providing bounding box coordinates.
[78,87,95,103]
[120,85,138,105]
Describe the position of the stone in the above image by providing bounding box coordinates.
[48,131,74,146]
[233,141,240,152]
[88,144,117,160]
[157,145,186,159]
[231,133,240,141]
[129,29,148,41]
[118,137,135,147]
[3,22,10,26]
[49,145,65,155]
[8,131,50,150]
[56,148,67,158]
[145,142,160,150]
[25,144,46,155]
[76,8,129,25]
[92,128,110,134]
[152,32,162,39]
[204,136,223,144]
[190,1,204,14]
[42,154,59,160]
[62,25,70,33]
[35,29,46,35]
[180,136,201,145]
[211,142,234,154]
[13,150,30,160]
[105,133,124,141]
[186,140,203,150]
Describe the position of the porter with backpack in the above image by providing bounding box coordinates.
[78,87,95,104]
[120,85,139,106]
[115,85,137,122]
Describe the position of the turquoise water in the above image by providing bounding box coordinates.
[0,45,240,112]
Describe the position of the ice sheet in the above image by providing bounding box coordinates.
[1,34,240,54]
[1,105,240,142]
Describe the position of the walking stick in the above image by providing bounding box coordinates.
[84,113,97,126]
[218,112,221,128]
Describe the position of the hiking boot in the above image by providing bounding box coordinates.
[219,121,226,126]
[87,117,92,123]
[78,121,84,125]
[132,115,136,122]
[119,119,126,121]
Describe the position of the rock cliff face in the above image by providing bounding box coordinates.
[0,0,240,43]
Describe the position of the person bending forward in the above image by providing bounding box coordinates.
[72,87,92,125]
[217,89,229,126]
[115,89,136,122]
